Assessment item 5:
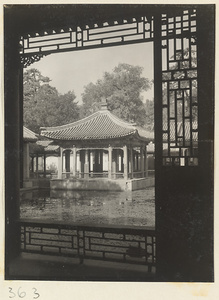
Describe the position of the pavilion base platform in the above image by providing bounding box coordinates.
[50,177,154,191]
[22,178,50,190]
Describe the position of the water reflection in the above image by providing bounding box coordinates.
[20,188,155,227]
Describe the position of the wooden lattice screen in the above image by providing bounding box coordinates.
[161,9,198,166]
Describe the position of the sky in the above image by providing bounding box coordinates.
[27,42,154,105]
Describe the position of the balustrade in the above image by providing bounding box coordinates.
[19,219,156,272]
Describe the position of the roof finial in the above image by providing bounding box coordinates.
[101,98,108,110]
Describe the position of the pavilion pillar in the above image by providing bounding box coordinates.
[23,142,29,179]
[100,150,103,172]
[79,151,83,178]
[32,157,35,173]
[108,146,112,179]
[123,145,128,180]
[31,157,34,174]
[130,147,134,179]
[94,150,97,173]
[133,151,136,173]
[65,150,71,178]
[112,149,117,179]
[36,154,39,178]
[72,146,77,177]
[58,148,63,179]
[84,150,89,179]
[140,146,144,178]
[145,145,148,177]
[90,150,94,177]
[43,153,46,178]
[136,151,139,172]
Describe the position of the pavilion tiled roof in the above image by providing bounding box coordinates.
[40,108,154,142]
[23,126,38,142]
[37,140,60,152]
[29,139,60,155]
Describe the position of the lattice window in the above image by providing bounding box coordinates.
[20,16,153,67]
[161,9,198,166]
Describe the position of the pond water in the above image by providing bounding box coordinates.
[20,188,155,227]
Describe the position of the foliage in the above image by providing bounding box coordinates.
[80,63,153,126]
[23,69,79,133]
[47,162,58,173]
[144,99,154,131]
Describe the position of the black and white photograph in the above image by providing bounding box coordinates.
[1,1,217,298]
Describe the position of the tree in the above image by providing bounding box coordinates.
[23,68,51,102]
[144,99,154,131]
[23,68,79,133]
[80,63,152,126]
[47,162,58,174]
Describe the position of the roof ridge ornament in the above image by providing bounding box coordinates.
[101,98,108,110]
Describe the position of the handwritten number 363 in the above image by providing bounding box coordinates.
[9,287,40,299]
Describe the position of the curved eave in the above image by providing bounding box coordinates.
[41,130,138,141]
[23,137,38,143]
[131,131,151,143]
[41,131,150,144]
[23,126,38,142]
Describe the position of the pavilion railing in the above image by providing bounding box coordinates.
[127,171,150,179]
[19,219,156,272]
[148,170,155,177]
[30,171,54,179]
[60,171,154,180]
[133,171,144,178]
[86,171,109,178]
[112,172,124,179]
[61,172,125,179]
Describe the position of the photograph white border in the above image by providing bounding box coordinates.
[0,1,218,299]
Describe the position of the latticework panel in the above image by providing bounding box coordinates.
[20,221,156,271]
[161,9,198,166]
[20,16,153,67]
